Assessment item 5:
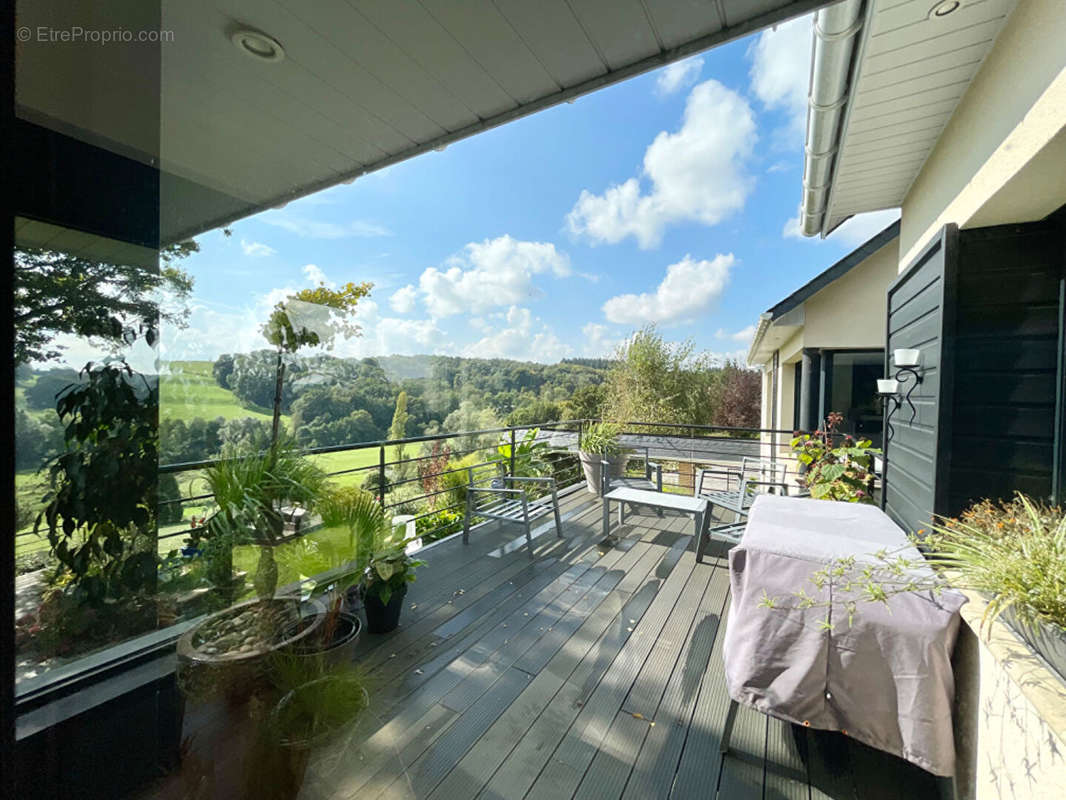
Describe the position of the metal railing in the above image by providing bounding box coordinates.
[16,419,871,556]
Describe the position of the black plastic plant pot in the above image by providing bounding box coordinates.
[364,583,407,634]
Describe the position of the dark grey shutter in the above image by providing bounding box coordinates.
[883,225,958,535]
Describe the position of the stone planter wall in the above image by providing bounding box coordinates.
[952,591,1066,799]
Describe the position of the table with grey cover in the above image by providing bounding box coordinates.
[723,495,967,777]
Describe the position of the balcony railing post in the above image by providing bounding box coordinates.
[509,427,517,477]
[378,445,386,510]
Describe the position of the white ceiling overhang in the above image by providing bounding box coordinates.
[17,0,828,245]
[805,0,1017,237]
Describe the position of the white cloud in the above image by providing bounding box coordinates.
[749,15,813,137]
[567,80,756,249]
[389,285,418,313]
[783,211,804,239]
[462,306,572,363]
[302,263,335,288]
[240,239,276,257]
[783,207,900,246]
[581,323,623,358]
[261,214,391,239]
[602,254,735,325]
[656,56,703,95]
[418,235,571,317]
[716,324,757,343]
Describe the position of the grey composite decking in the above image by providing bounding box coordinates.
[291,489,939,799]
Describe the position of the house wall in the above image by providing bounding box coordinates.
[802,240,898,348]
[899,0,1066,269]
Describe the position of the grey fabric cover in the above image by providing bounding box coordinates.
[723,495,967,776]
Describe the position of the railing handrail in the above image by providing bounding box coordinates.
[157,418,809,473]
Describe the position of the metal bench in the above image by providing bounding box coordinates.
[463,475,563,558]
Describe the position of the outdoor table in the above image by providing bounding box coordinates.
[601,486,707,543]
[722,495,967,779]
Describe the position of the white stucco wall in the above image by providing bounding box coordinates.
[900,0,1066,269]
[755,238,897,433]
[803,240,898,349]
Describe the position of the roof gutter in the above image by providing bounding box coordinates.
[800,0,865,237]
[747,312,774,366]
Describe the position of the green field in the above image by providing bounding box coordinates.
[160,360,278,423]
[16,360,407,556]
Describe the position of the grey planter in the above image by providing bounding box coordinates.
[1002,607,1066,683]
[579,452,626,495]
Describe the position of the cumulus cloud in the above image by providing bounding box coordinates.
[417,235,571,317]
[716,325,757,343]
[241,239,276,257]
[302,263,335,287]
[389,285,418,313]
[581,323,623,358]
[462,306,571,363]
[656,56,703,95]
[602,254,735,325]
[261,214,391,239]
[567,80,757,249]
[749,15,814,137]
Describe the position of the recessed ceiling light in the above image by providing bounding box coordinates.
[929,1,961,18]
[231,28,285,63]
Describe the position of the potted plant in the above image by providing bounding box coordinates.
[276,486,393,666]
[363,548,425,634]
[791,412,880,504]
[578,422,625,495]
[176,439,327,701]
[922,494,1066,681]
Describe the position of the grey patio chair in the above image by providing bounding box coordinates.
[600,447,664,495]
[694,457,789,520]
[463,473,563,559]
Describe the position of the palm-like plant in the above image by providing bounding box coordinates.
[201,438,326,601]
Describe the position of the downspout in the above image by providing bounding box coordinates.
[800,0,865,237]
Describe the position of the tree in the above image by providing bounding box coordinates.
[212,353,236,389]
[602,325,716,426]
[13,238,201,365]
[507,398,563,426]
[38,361,159,601]
[390,390,412,477]
[562,384,605,421]
[23,368,81,410]
[262,281,372,443]
[713,362,761,429]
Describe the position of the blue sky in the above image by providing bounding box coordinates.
[163,15,898,366]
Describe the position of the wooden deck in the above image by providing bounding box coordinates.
[281,487,939,800]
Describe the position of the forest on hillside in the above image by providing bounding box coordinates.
[15,330,760,472]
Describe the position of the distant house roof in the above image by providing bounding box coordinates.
[747,220,899,364]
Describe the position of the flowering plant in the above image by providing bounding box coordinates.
[791,412,879,504]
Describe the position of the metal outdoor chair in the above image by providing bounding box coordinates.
[463,474,563,559]
[694,457,789,519]
[600,447,664,494]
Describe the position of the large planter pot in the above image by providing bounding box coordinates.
[176,596,325,703]
[1001,607,1066,683]
[281,609,362,669]
[271,678,370,750]
[579,451,626,495]
[364,583,407,634]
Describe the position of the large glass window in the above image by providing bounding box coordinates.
[826,351,884,447]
